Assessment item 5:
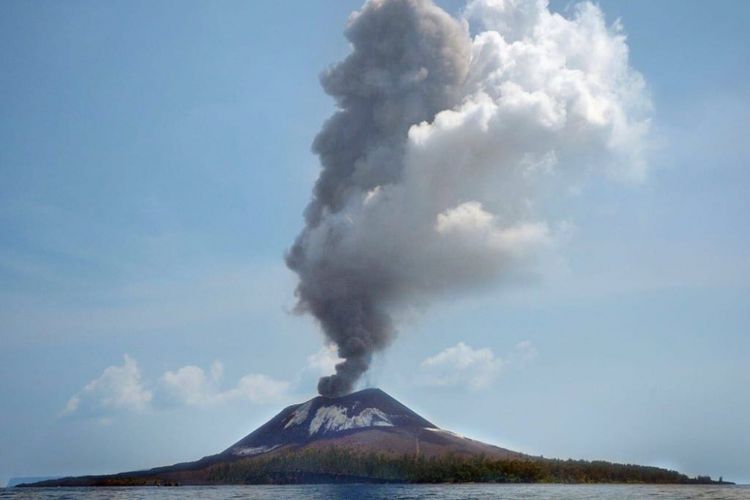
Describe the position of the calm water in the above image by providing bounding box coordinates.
[1,484,748,499]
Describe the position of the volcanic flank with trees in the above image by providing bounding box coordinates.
[23,389,728,486]
[19,0,733,487]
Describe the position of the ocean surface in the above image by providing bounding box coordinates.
[1,484,749,499]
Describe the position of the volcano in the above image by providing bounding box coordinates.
[22,388,725,486]
[219,388,522,461]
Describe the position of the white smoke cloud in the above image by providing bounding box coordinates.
[419,340,537,389]
[464,0,547,41]
[306,345,345,377]
[288,0,650,396]
[61,354,152,416]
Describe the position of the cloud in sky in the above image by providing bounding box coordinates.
[160,361,223,406]
[62,354,152,416]
[60,340,534,418]
[209,374,290,405]
[161,363,290,406]
[419,340,537,390]
[63,357,289,418]
[306,345,344,377]
[507,340,538,367]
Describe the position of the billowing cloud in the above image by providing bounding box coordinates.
[63,357,290,417]
[61,354,152,416]
[160,362,289,406]
[419,340,537,389]
[160,361,224,406]
[288,0,650,396]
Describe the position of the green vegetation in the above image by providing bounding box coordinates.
[26,447,729,486]
[205,448,719,485]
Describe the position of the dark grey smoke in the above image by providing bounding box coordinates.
[287,0,649,397]
[287,0,471,397]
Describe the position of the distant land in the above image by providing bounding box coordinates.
[6,477,60,488]
[19,389,732,486]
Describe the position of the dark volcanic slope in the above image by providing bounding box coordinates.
[221,388,521,461]
[24,388,523,486]
[223,388,435,454]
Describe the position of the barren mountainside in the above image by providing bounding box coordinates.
[220,388,520,461]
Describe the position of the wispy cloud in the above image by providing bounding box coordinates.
[419,341,537,390]
[211,374,290,405]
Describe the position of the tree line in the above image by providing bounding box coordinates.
[205,447,722,485]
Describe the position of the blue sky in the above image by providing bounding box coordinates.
[1,0,748,485]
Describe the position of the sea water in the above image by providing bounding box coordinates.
[1,484,748,499]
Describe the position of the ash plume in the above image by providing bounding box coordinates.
[287,0,650,397]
